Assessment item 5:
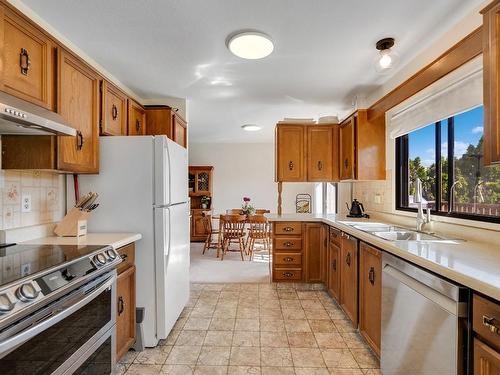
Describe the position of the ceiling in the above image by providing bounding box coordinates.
[20,0,483,143]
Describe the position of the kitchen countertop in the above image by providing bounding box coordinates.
[267,213,500,301]
[21,233,142,250]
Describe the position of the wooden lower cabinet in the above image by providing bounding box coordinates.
[191,209,209,242]
[304,223,324,283]
[359,242,382,356]
[116,244,136,360]
[340,233,359,326]
[327,238,340,301]
[272,222,304,282]
[474,338,500,375]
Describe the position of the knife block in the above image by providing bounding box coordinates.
[54,207,91,237]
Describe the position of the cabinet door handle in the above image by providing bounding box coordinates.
[20,48,31,75]
[344,158,349,169]
[332,259,336,271]
[135,119,141,132]
[288,161,294,170]
[118,296,125,316]
[369,267,375,285]
[345,253,351,266]
[482,315,500,335]
[76,131,84,150]
[282,272,293,278]
[283,226,294,232]
[284,241,293,247]
[112,104,118,120]
[283,257,294,262]
[120,254,128,261]
[317,161,323,170]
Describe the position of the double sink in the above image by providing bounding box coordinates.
[338,221,461,244]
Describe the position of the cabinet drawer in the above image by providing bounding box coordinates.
[474,294,500,350]
[116,243,135,274]
[329,227,341,246]
[274,222,302,235]
[274,238,302,250]
[274,253,302,266]
[273,268,302,281]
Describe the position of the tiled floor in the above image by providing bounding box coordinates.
[117,283,381,375]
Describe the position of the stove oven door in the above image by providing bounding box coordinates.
[0,272,116,375]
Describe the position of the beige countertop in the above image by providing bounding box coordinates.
[22,233,142,250]
[266,213,500,301]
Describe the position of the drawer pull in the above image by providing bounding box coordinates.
[344,158,349,169]
[284,241,294,247]
[20,48,31,75]
[345,253,351,266]
[317,160,323,171]
[482,315,500,335]
[283,257,294,262]
[112,104,118,120]
[120,254,128,261]
[282,272,293,278]
[288,161,294,170]
[283,226,294,232]
[369,267,375,285]
[332,259,336,271]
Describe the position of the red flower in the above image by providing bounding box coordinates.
[243,197,251,202]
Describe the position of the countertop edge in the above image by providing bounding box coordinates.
[21,233,143,250]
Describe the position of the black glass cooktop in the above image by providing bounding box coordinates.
[0,244,107,286]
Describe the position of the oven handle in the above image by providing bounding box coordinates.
[0,274,115,354]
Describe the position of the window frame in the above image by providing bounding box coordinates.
[395,118,500,224]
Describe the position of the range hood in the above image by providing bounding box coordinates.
[0,91,76,136]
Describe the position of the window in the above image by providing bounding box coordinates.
[396,105,500,222]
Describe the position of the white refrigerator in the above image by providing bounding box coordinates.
[67,136,190,347]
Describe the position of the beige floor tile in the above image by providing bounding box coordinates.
[166,346,202,365]
[223,284,242,291]
[280,300,303,309]
[213,307,237,318]
[176,330,207,346]
[260,347,293,367]
[235,318,260,331]
[134,346,172,365]
[328,369,363,374]
[191,306,216,318]
[327,309,348,320]
[172,317,188,330]
[349,349,379,369]
[160,364,195,374]
[194,365,228,375]
[180,307,193,318]
[114,362,129,375]
[200,291,221,299]
[210,318,236,331]
[332,320,356,333]
[297,291,320,300]
[261,367,295,375]
[277,290,298,300]
[185,318,212,331]
[232,331,260,347]
[309,320,336,333]
[314,333,347,349]
[197,346,231,366]
[119,350,138,364]
[284,319,311,333]
[220,291,240,300]
[259,300,279,309]
[228,366,261,375]
[287,332,318,348]
[304,309,330,320]
[204,331,234,346]
[160,330,181,346]
[300,300,324,310]
[204,285,225,291]
[126,364,162,375]
[321,349,358,369]
[282,308,306,320]
[339,333,366,349]
[260,319,285,332]
[259,308,283,319]
[230,347,261,366]
[290,348,326,367]
[361,369,382,374]
[237,307,259,318]
[260,331,289,347]
[295,368,330,375]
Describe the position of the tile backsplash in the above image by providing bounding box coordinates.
[351,169,393,213]
[1,170,65,230]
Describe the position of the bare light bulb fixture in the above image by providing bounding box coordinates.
[375,38,399,74]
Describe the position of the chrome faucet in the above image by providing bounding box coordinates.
[413,178,431,231]
[448,181,460,214]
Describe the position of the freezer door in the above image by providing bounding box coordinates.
[154,136,188,206]
[154,203,190,340]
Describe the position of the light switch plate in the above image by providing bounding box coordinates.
[21,194,31,213]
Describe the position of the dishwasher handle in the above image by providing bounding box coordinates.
[383,263,467,317]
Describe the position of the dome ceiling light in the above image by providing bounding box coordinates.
[227,31,274,60]
[241,124,261,132]
[375,37,399,74]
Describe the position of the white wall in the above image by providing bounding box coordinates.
[189,143,314,214]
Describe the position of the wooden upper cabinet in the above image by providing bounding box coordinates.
[101,80,127,136]
[307,126,339,181]
[482,0,500,165]
[128,99,146,135]
[359,242,382,357]
[145,106,187,148]
[1,5,54,110]
[340,110,385,181]
[57,49,100,173]
[276,124,306,181]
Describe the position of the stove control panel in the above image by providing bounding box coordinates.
[0,281,43,316]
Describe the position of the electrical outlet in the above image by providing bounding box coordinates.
[21,263,31,277]
[21,194,31,213]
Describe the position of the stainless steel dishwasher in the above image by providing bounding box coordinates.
[381,252,469,375]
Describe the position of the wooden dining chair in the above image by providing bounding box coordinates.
[201,211,222,257]
[255,209,270,215]
[220,214,246,261]
[246,215,270,261]
[226,209,243,214]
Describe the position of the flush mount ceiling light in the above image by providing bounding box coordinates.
[241,124,261,132]
[375,37,399,74]
[227,31,274,59]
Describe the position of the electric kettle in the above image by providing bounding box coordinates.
[346,199,368,218]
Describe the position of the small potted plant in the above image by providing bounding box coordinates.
[201,196,211,209]
[241,196,255,215]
